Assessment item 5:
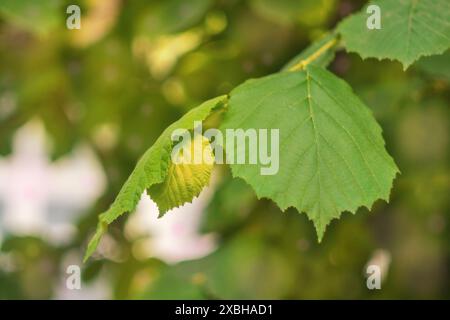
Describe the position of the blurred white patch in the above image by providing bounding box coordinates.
[125,175,218,264]
[0,120,106,244]
[365,249,391,285]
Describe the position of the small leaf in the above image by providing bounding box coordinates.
[84,95,227,261]
[148,134,214,216]
[221,65,399,240]
[338,0,450,69]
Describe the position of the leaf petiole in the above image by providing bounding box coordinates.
[289,35,339,71]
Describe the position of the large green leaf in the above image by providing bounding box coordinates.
[84,95,227,261]
[338,0,450,69]
[221,65,399,240]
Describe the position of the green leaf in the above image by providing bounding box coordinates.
[148,134,214,216]
[220,65,399,240]
[84,95,227,261]
[338,0,450,69]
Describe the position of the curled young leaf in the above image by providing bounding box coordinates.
[84,95,227,261]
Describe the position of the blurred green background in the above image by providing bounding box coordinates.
[0,0,449,299]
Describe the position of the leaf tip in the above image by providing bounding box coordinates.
[312,218,328,243]
[83,221,108,263]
